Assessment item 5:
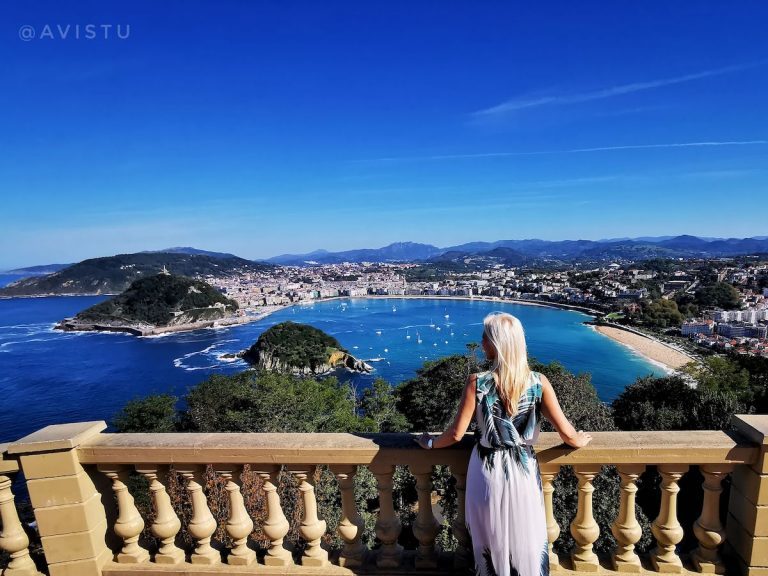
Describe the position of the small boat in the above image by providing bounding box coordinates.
[445,340,448,344]
[444,314,450,318]
[376,330,382,335]
[433,342,437,346]
[384,348,389,353]
[436,326,441,331]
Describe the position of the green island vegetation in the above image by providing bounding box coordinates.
[240,321,370,374]
[75,274,238,326]
[242,322,344,369]
[113,337,768,562]
[0,252,272,296]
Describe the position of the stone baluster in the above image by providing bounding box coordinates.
[692,465,732,574]
[651,465,688,573]
[217,466,255,566]
[330,465,367,567]
[411,462,441,568]
[98,465,149,563]
[289,466,329,567]
[370,463,403,568]
[570,465,601,572]
[135,465,184,564]
[178,466,220,565]
[451,469,471,569]
[0,474,43,576]
[256,467,293,566]
[539,464,561,571]
[611,465,644,572]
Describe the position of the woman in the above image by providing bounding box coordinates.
[416,312,591,576]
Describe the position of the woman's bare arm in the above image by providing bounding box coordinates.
[540,373,592,448]
[416,374,477,449]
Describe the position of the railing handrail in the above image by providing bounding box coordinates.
[0,442,19,474]
[56,429,759,467]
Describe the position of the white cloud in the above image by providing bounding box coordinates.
[472,61,764,119]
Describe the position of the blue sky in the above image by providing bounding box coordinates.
[1,1,766,268]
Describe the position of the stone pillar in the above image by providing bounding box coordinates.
[692,464,732,574]
[329,464,367,567]
[217,466,255,566]
[410,462,440,568]
[289,466,329,567]
[256,466,292,567]
[0,449,43,576]
[651,464,688,573]
[570,465,601,572]
[539,463,561,571]
[727,415,768,576]
[97,465,149,563]
[611,464,644,573]
[451,469,471,570]
[8,422,111,576]
[370,463,403,568]
[177,466,220,565]
[134,465,184,564]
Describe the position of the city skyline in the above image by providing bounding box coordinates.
[1,1,766,268]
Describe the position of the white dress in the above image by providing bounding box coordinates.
[465,371,549,576]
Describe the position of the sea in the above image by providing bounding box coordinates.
[0,285,666,443]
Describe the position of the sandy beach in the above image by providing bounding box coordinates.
[593,325,695,371]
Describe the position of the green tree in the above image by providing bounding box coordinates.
[694,282,741,310]
[638,298,683,328]
[112,394,178,432]
[612,375,740,431]
[395,354,483,431]
[359,378,410,432]
[182,371,362,433]
[682,356,750,398]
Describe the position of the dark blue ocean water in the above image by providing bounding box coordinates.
[0,296,665,443]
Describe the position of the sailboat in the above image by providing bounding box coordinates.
[392,305,397,312]
[416,331,422,344]
[406,330,411,340]
[429,319,435,328]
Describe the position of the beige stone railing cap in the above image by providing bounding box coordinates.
[731,414,768,445]
[7,421,107,454]
[0,442,19,474]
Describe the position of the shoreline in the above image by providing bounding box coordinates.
[590,324,695,371]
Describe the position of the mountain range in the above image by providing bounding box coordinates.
[267,236,768,265]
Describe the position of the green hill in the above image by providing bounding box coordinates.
[69,274,238,327]
[242,321,371,375]
[0,252,273,296]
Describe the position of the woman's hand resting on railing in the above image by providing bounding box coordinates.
[563,430,592,448]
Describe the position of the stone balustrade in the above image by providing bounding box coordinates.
[0,415,767,575]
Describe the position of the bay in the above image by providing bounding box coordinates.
[0,296,665,443]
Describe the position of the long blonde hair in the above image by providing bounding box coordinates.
[483,312,531,416]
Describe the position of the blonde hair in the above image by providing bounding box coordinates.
[483,312,532,416]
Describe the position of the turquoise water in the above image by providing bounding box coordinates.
[0,296,664,443]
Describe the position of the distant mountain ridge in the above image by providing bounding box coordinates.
[0,252,274,297]
[267,235,768,265]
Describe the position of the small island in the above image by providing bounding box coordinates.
[240,321,372,376]
[56,273,243,336]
